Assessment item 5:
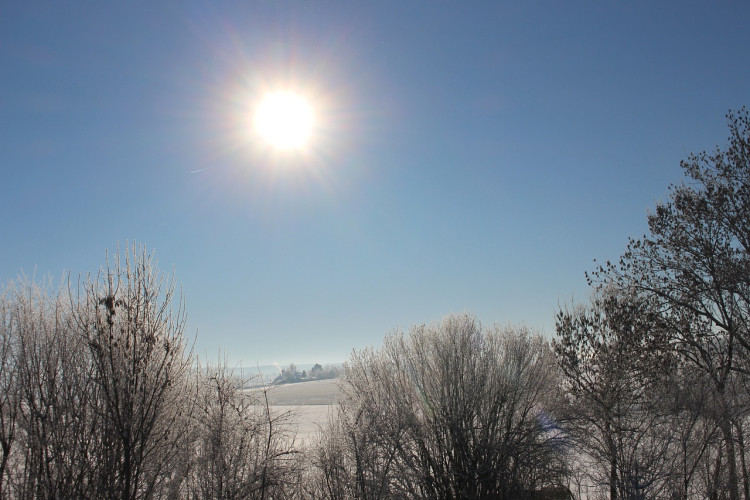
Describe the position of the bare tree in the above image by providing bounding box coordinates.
[0,279,101,498]
[0,246,312,499]
[185,358,300,499]
[72,244,193,500]
[314,314,567,499]
[312,371,407,499]
[660,364,725,500]
[555,290,684,499]
[592,108,750,500]
[0,284,19,498]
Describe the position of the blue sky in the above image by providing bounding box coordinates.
[2,2,749,365]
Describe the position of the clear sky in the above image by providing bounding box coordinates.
[2,2,749,365]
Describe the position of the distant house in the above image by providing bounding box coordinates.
[272,362,341,385]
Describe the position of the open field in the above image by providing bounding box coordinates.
[273,405,332,444]
[252,379,341,444]
[263,378,340,405]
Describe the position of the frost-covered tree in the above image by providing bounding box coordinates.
[0,285,18,497]
[314,314,567,499]
[186,359,299,499]
[72,244,193,499]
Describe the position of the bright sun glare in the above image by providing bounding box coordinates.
[254,92,314,150]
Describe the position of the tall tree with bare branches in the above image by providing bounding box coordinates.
[72,244,193,500]
[591,108,750,500]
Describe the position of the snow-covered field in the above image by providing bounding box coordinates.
[257,379,341,444]
[263,378,340,405]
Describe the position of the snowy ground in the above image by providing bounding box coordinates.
[263,378,340,405]
[253,379,340,445]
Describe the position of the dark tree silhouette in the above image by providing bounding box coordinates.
[555,290,679,499]
[591,108,750,500]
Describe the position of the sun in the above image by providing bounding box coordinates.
[254,92,314,150]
